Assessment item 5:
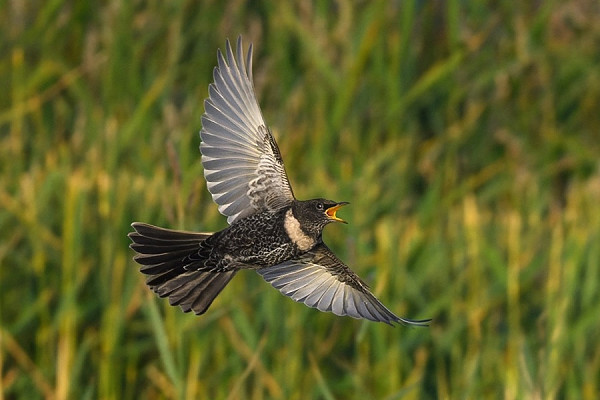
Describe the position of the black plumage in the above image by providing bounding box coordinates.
[129,37,430,326]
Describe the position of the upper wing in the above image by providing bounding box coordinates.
[200,37,295,224]
[257,244,431,326]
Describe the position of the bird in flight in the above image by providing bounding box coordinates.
[129,37,430,326]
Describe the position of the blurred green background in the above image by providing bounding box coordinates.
[2,0,600,399]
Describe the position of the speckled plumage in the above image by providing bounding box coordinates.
[129,37,430,326]
[204,207,303,270]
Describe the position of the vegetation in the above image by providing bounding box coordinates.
[2,1,599,398]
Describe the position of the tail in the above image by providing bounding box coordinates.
[128,222,237,315]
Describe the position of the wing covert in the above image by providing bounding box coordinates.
[200,37,295,224]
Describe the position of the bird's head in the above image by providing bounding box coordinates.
[292,199,349,237]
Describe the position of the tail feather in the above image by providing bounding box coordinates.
[168,270,236,314]
[131,222,210,241]
[133,249,199,266]
[188,271,236,313]
[129,222,237,315]
[163,271,206,302]
[130,241,202,254]
[145,266,187,286]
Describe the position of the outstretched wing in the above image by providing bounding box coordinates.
[200,37,295,224]
[257,244,431,326]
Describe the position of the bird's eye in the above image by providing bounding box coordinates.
[316,203,324,211]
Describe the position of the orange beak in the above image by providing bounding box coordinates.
[325,202,349,223]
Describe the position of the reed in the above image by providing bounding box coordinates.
[2,1,599,398]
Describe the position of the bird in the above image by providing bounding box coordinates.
[128,37,430,326]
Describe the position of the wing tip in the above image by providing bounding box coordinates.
[394,317,432,327]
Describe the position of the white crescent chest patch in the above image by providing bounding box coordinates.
[284,209,315,252]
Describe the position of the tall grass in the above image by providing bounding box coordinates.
[2,0,600,398]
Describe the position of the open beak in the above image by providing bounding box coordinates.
[325,202,349,223]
